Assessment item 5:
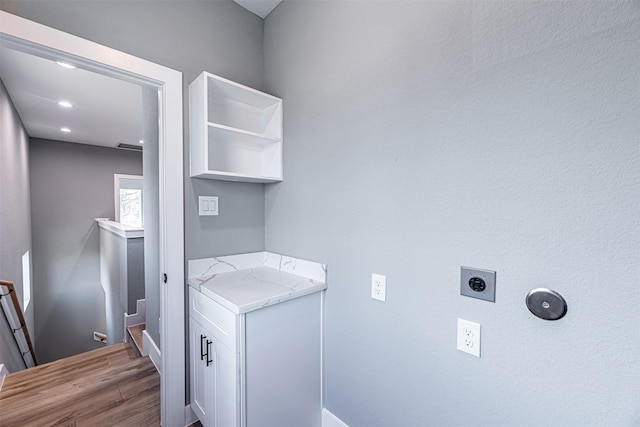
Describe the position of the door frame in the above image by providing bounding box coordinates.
[0,11,185,426]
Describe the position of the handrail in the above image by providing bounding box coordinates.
[0,280,37,368]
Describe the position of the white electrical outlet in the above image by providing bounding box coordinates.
[457,318,481,357]
[371,273,386,302]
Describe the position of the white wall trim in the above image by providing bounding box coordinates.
[143,329,161,372]
[184,404,199,427]
[320,290,325,410]
[0,11,185,425]
[322,408,349,427]
[0,364,9,391]
[124,299,147,328]
[97,219,144,239]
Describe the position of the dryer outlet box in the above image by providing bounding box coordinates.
[460,266,496,302]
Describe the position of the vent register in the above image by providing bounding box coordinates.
[117,143,143,151]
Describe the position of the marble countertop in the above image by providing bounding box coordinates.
[188,252,327,315]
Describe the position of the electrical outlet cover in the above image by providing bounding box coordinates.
[457,318,481,357]
[371,273,386,302]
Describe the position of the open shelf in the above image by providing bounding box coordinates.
[207,123,281,146]
[190,72,283,183]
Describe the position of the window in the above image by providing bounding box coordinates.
[114,174,143,227]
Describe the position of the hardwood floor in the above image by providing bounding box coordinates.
[0,343,160,426]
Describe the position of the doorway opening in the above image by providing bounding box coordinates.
[0,11,185,426]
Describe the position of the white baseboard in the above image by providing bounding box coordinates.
[184,404,198,427]
[142,329,161,372]
[0,364,8,391]
[322,408,349,427]
[181,404,343,426]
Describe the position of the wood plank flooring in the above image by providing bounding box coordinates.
[0,343,160,426]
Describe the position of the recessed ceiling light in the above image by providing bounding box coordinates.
[56,61,76,69]
[58,101,74,108]
[60,127,71,133]
[139,140,144,144]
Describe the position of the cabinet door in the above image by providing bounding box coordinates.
[190,316,239,427]
[190,317,215,425]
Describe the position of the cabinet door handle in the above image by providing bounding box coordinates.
[206,339,213,367]
[200,334,207,361]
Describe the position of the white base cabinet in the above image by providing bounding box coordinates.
[189,287,322,427]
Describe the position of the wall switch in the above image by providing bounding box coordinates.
[371,273,386,302]
[199,196,218,216]
[457,318,481,357]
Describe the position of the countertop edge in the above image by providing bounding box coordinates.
[188,276,327,315]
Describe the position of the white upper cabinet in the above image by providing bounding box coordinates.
[189,72,283,183]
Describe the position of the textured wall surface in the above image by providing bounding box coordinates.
[30,139,142,363]
[264,1,640,425]
[0,80,32,372]
[5,1,639,424]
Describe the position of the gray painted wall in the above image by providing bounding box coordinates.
[98,227,144,345]
[125,238,145,315]
[264,2,640,426]
[142,86,160,345]
[0,79,32,372]
[0,0,267,263]
[30,138,142,363]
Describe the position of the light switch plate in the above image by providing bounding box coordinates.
[199,196,218,216]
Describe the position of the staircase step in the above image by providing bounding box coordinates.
[127,323,146,356]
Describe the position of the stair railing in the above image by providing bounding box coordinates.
[0,280,37,368]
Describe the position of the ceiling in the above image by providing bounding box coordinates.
[0,46,144,149]
[234,0,281,18]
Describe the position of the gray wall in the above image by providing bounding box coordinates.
[30,138,142,363]
[125,238,145,315]
[0,0,267,262]
[142,86,160,345]
[0,79,32,372]
[264,2,640,426]
[98,227,144,345]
